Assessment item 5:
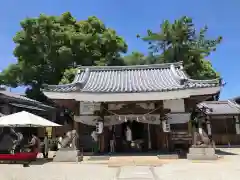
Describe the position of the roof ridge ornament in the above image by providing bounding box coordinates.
[170,64,187,85]
[75,68,90,91]
[228,100,240,110]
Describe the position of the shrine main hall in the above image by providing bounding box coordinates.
[43,62,223,153]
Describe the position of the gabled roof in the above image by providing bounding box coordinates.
[43,62,221,102]
[44,62,220,93]
[197,100,240,115]
[0,90,55,111]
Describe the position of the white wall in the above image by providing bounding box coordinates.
[163,99,185,112]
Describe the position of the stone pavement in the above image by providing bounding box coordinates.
[117,166,158,180]
[1,158,240,180]
[1,148,240,180]
[108,156,172,167]
[1,163,118,180]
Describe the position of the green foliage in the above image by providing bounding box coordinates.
[0,12,127,101]
[0,15,222,102]
[123,52,146,65]
[59,68,78,85]
[0,64,21,87]
[139,16,222,79]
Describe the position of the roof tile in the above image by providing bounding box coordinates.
[197,100,240,115]
[44,62,220,93]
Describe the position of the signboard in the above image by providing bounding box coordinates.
[96,121,103,134]
[80,102,101,115]
[163,99,185,112]
[167,113,190,124]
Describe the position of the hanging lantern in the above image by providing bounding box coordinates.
[162,120,171,132]
[96,120,103,134]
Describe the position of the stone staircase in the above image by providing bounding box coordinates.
[81,155,110,164]
[108,156,164,167]
[171,131,192,145]
[80,155,177,167]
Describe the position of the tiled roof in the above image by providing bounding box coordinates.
[0,90,55,110]
[43,62,220,93]
[197,100,240,115]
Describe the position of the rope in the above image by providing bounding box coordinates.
[102,105,162,117]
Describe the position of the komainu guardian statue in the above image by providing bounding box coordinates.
[192,129,213,148]
[60,130,79,150]
[53,129,80,162]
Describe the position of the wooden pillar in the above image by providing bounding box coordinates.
[99,102,106,153]
[73,120,78,130]
[156,125,161,151]
[160,108,171,151]
[51,111,57,138]
[235,116,240,135]
[147,123,151,150]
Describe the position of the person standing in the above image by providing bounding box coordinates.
[29,133,40,153]
[91,130,98,153]
[125,126,132,150]
[43,133,49,158]
[110,132,116,154]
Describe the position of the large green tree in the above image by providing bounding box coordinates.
[138,16,222,79]
[0,12,127,101]
[123,52,163,66]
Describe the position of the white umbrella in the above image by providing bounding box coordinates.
[0,111,61,127]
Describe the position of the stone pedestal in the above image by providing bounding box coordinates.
[53,148,81,162]
[187,147,218,160]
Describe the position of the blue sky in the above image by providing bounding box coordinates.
[0,0,239,99]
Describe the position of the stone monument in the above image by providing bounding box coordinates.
[53,130,81,162]
[187,114,218,160]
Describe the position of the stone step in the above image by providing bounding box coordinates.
[187,147,218,160]
[81,160,108,164]
[53,149,80,162]
[108,156,171,167]
[187,154,218,160]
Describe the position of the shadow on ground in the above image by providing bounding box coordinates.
[0,158,53,167]
[215,149,238,155]
[31,158,54,165]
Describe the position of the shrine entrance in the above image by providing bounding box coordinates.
[122,121,145,140]
[110,119,156,153]
[120,120,145,152]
